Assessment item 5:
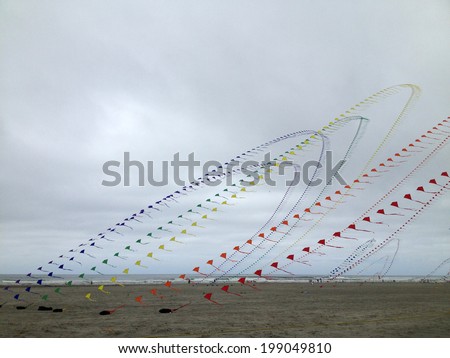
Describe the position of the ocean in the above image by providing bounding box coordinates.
[0,274,445,286]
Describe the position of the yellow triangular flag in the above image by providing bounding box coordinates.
[110,276,124,287]
[98,285,110,294]
[123,268,129,274]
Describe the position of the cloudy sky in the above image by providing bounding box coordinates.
[1,0,449,276]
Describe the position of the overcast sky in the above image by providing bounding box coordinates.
[1,0,449,276]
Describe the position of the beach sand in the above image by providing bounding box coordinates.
[0,282,448,338]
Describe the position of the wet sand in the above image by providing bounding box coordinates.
[0,282,448,338]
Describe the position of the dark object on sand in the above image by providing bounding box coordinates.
[38,306,53,311]
[16,306,27,310]
[159,302,191,314]
[98,304,125,316]
[53,308,63,313]
[159,308,172,313]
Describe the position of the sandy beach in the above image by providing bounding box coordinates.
[0,282,448,338]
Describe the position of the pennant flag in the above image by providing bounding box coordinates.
[114,252,127,260]
[376,209,403,216]
[246,239,263,249]
[221,285,242,297]
[169,236,183,244]
[98,285,110,294]
[347,224,373,232]
[25,287,39,295]
[85,293,95,301]
[233,246,250,254]
[362,216,385,225]
[206,259,224,272]
[90,266,103,275]
[270,226,289,234]
[293,213,312,221]
[48,272,64,279]
[237,277,259,290]
[204,293,221,305]
[69,257,82,265]
[315,202,334,209]
[304,207,324,215]
[151,288,164,299]
[333,231,357,240]
[318,239,343,248]
[336,189,355,197]
[147,252,159,261]
[193,267,207,276]
[136,239,150,245]
[102,259,117,268]
[135,260,148,268]
[286,254,311,266]
[135,295,143,304]
[270,262,293,275]
[429,178,446,188]
[164,281,180,291]
[404,193,426,204]
[254,269,270,280]
[302,247,325,255]
[391,201,414,211]
[110,277,124,287]
[158,245,172,252]
[220,252,237,262]
[191,221,205,228]
[325,195,341,203]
